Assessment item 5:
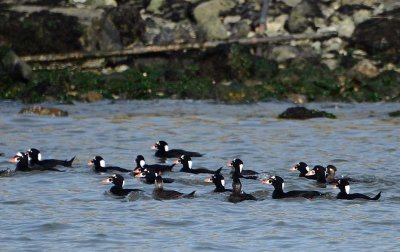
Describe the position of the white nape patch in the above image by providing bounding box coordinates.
[188,160,192,169]
[164,145,169,152]
[239,164,243,173]
[140,160,145,167]
[345,185,350,194]
[221,179,225,187]
[306,166,310,172]
[38,153,42,161]
[100,160,106,167]
[282,182,285,190]
[122,180,125,187]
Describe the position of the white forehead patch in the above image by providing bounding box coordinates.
[100,160,106,167]
[164,145,169,152]
[221,179,225,187]
[188,160,192,169]
[38,153,42,161]
[345,185,350,194]
[140,160,145,167]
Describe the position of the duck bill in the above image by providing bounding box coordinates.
[289,166,297,171]
[226,162,233,167]
[8,156,19,163]
[151,144,157,150]
[305,170,315,176]
[204,177,213,183]
[173,159,180,164]
[261,179,272,184]
[88,160,94,166]
[101,178,112,184]
[134,172,145,178]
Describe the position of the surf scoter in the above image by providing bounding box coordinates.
[151,141,203,158]
[132,155,175,175]
[88,156,131,173]
[306,165,327,184]
[102,174,143,197]
[290,162,317,180]
[262,175,324,199]
[134,169,174,184]
[336,179,381,200]
[9,152,31,172]
[204,167,232,193]
[152,174,195,200]
[27,148,75,170]
[174,155,215,174]
[228,158,258,176]
[228,158,258,180]
[228,175,257,203]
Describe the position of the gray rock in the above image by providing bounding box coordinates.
[383,0,400,11]
[147,0,165,14]
[193,0,236,40]
[286,0,322,33]
[269,45,299,63]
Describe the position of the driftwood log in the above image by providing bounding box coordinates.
[20,31,337,64]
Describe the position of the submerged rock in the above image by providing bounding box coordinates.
[19,106,69,116]
[278,106,336,119]
[388,110,400,117]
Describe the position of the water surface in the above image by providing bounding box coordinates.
[0,100,399,251]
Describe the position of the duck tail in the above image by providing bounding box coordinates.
[372,191,381,200]
[65,156,76,167]
[183,190,196,198]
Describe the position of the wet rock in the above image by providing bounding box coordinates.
[80,91,104,102]
[193,0,236,40]
[19,106,69,117]
[352,9,400,61]
[350,59,380,78]
[389,110,400,117]
[278,106,336,119]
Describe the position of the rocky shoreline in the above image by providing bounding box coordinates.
[0,0,399,103]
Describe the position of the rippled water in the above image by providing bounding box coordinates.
[0,100,399,251]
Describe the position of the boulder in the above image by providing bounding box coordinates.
[349,59,380,78]
[193,0,236,40]
[286,0,322,33]
[352,9,400,61]
[269,45,299,63]
[278,106,336,119]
